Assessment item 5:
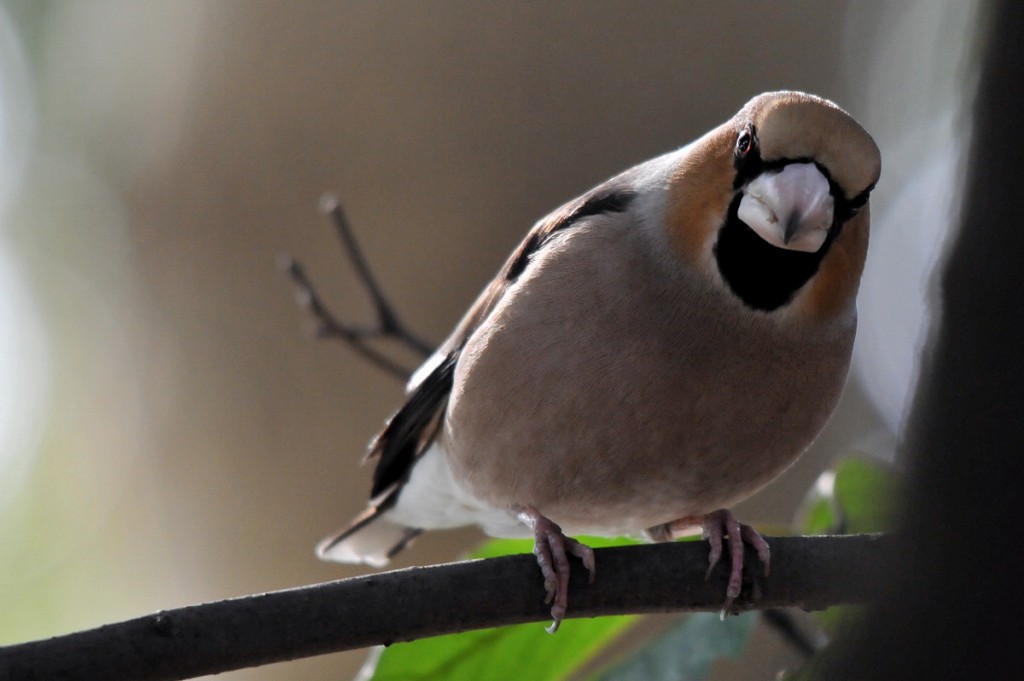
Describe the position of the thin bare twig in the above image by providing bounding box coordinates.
[762,608,821,658]
[320,195,434,358]
[280,254,417,379]
[282,196,434,381]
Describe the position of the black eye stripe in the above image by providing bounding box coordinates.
[847,183,875,213]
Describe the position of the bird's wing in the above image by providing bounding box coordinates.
[364,177,641,509]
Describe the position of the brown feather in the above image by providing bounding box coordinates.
[362,186,640,506]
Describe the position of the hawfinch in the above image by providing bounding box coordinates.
[317,91,881,631]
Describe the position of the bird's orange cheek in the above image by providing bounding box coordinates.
[802,207,871,321]
[663,129,738,266]
[664,183,736,266]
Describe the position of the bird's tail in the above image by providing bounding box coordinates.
[316,506,422,568]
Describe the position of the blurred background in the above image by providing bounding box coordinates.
[0,1,981,679]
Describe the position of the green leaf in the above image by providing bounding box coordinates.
[802,497,838,536]
[363,536,643,681]
[794,455,903,640]
[796,454,902,536]
[467,535,643,560]
[596,612,758,681]
[831,457,902,534]
[367,617,639,681]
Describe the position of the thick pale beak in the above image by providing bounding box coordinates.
[737,162,834,253]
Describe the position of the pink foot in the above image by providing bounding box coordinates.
[662,509,770,619]
[516,506,596,633]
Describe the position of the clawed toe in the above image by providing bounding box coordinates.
[516,506,596,632]
[740,523,771,576]
[664,509,770,618]
[701,509,769,618]
[565,536,596,583]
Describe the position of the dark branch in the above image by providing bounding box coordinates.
[761,608,820,658]
[0,534,892,681]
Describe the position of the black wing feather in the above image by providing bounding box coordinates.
[368,352,457,499]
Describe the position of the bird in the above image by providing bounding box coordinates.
[316,90,881,632]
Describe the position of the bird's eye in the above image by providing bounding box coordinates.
[735,130,754,158]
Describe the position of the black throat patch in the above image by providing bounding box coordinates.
[713,192,836,312]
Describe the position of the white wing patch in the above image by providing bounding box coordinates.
[388,443,530,538]
[317,516,412,567]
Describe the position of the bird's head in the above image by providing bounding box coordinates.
[666,91,881,316]
[733,92,881,254]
